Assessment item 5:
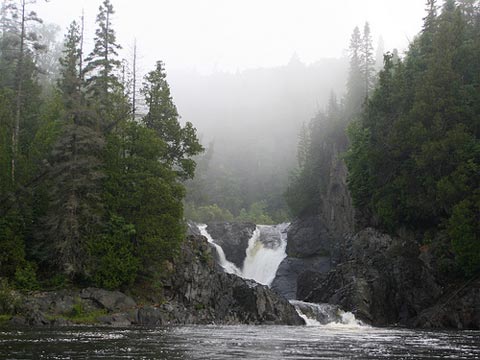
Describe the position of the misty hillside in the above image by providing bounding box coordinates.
[173,56,348,220]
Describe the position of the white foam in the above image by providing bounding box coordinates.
[241,224,288,285]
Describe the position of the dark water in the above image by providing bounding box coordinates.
[1,325,479,359]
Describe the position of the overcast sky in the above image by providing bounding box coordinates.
[34,0,426,74]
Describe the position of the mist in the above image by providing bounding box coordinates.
[27,0,426,221]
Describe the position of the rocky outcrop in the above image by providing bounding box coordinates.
[8,234,303,327]
[164,235,304,325]
[286,216,331,258]
[205,222,256,268]
[271,256,330,299]
[413,279,480,329]
[8,288,137,327]
[273,144,355,301]
[300,228,442,326]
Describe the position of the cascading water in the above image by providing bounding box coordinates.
[198,222,363,327]
[198,224,242,276]
[289,300,365,328]
[198,223,288,284]
[242,223,289,285]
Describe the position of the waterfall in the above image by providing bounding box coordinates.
[198,223,288,284]
[289,300,365,327]
[198,224,242,276]
[242,223,289,286]
[198,222,364,327]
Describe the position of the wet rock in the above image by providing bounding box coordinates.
[186,221,201,236]
[286,216,331,258]
[169,235,304,325]
[414,279,480,329]
[301,228,441,326]
[271,257,331,299]
[205,222,256,268]
[98,313,133,327]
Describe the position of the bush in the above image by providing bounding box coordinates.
[448,195,480,277]
[0,278,21,314]
[88,216,139,290]
[14,262,40,291]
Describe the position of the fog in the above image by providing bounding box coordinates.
[32,0,427,217]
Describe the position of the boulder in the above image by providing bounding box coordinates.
[80,288,136,312]
[205,222,256,268]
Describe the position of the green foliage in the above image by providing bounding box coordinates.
[61,300,107,324]
[447,193,480,276]
[0,278,21,315]
[344,2,480,276]
[88,216,139,290]
[0,214,26,279]
[0,1,202,291]
[236,201,275,225]
[142,60,204,180]
[14,262,39,291]
[185,203,234,223]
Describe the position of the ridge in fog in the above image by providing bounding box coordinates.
[32,0,425,74]
[182,55,349,221]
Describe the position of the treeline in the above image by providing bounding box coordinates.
[0,0,202,292]
[285,21,378,215]
[289,0,480,277]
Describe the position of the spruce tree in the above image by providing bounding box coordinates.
[142,60,203,179]
[84,0,125,125]
[360,22,375,99]
[40,21,105,278]
[346,26,364,114]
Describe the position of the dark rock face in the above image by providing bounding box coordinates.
[413,279,480,329]
[164,235,304,325]
[301,228,442,326]
[206,222,256,268]
[271,257,330,299]
[286,216,331,258]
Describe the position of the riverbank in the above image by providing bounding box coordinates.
[0,235,303,328]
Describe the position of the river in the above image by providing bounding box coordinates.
[1,325,480,359]
[2,224,478,359]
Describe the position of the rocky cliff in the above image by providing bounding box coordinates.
[279,145,480,329]
[5,234,303,327]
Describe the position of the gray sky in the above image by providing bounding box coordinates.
[34,0,426,74]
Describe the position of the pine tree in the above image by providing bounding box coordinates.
[346,26,364,114]
[142,60,203,179]
[0,0,44,182]
[360,22,375,99]
[58,21,82,109]
[84,0,124,123]
[40,21,105,278]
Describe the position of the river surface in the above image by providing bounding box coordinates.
[1,325,479,359]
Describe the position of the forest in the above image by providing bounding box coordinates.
[0,0,202,293]
[0,0,478,297]
[287,0,479,277]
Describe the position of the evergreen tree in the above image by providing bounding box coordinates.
[142,60,203,179]
[40,21,105,278]
[360,22,375,99]
[345,1,480,276]
[84,0,125,126]
[346,26,364,114]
